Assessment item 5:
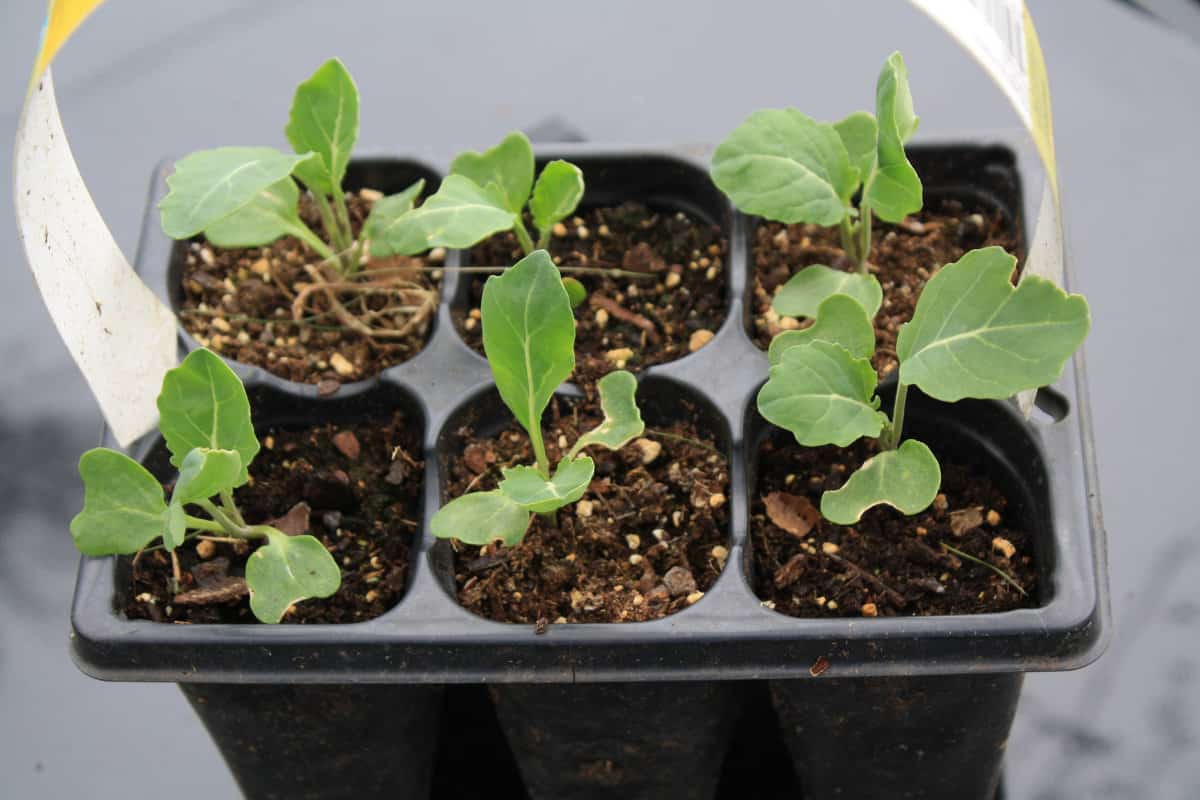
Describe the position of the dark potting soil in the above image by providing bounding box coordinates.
[445,397,731,624]
[454,203,729,387]
[178,191,441,386]
[751,196,1022,377]
[124,411,422,624]
[751,430,1038,618]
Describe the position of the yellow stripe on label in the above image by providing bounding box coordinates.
[1023,6,1058,201]
[32,0,106,86]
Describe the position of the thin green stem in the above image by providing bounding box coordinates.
[535,225,551,250]
[289,222,336,261]
[513,220,536,256]
[940,543,1028,597]
[332,188,355,246]
[311,192,348,252]
[839,215,858,264]
[183,515,226,533]
[882,382,910,450]
[529,425,551,479]
[219,490,246,527]
[857,205,873,275]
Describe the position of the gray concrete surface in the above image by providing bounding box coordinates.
[1,1,1196,797]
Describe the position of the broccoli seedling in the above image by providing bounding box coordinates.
[757,246,1089,524]
[69,349,340,623]
[431,250,644,547]
[158,58,429,275]
[711,51,921,324]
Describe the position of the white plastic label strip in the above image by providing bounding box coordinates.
[14,0,1064,441]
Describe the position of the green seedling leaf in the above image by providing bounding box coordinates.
[450,131,535,215]
[165,446,242,549]
[530,159,584,233]
[362,178,426,245]
[245,529,340,623]
[897,246,1090,401]
[481,250,575,439]
[499,457,595,513]
[711,108,856,226]
[159,147,315,239]
[70,448,168,556]
[768,294,875,365]
[285,57,359,195]
[204,177,303,249]
[430,490,531,547]
[757,340,887,447]
[568,370,645,457]
[370,175,515,256]
[157,349,259,485]
[863,52,922,222]
[833,111,878,186]
[772,264,883,320]
[820,439,941,524]
[562,277,587,308]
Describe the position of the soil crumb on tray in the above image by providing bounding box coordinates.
[445,397,731,624]
[178,190,441,386]
[454,202,729,387]
[751,431,1038,618]
[124,411,422,624]
[752,196,1022,377]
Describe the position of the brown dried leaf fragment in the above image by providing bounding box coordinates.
[948,506,984,537]
[266,501,311,537]
[764,492,821,538]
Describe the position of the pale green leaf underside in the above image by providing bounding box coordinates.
[834,111,878,186]
[481,250,576,438]
[711,108,855,226]
[370,175,514,256]
[757,340,886,448]
[450,131,535,215]
[157,349,259,484]
[362,179,426,246]
[772,264,883,320]
[820,439,941,524]
[246,530,340,623]
[430,490,531,547]
[160,147,314,239]
[530,159,584,233]
[897,246,1090,401]
[171,447,242,508]
[499,457,595,513]
[863,51,922,222]
[768,294,875,365]
[568,370,645,457]
[204,178,303,249]
[285,57,359,195]
[70,448,167,556]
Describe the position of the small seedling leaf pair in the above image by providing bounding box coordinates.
[159,58,427,272]
[430,251,645,547]
[70,349,340,623]
[379,132,584,258]
[712,52,921,323]
[759,247,1089,524]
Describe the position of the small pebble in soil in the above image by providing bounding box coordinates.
[663,566,698,597]
[708,493,726,509]
[987,509,1002,526]
[821,541,839,555]
[689,329,714,352]
[195,540,216,559]
[633,437,662,465]
[861,602,879,617]
[576,499,594,518]
[686,591,704,605]
[992,537,1017,559]
[329,353,355,377]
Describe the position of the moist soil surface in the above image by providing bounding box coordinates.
[752,195,1021,377]
[751,430,1037,618]
[454,203,729,387]
[124,411,422,624]
[178,191,441,387]
[445,397,731,624]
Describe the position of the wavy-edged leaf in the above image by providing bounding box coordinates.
[157,349,259,485]
[499,457,595,513]
[482,250,575,438]
[159,147,314,239]
[897,247,1090,401]
[711,108,856,226]
[369,175,515,256]
[757,340,886,447]
[820,439,941,524]
[245,530,340,623]
[70,448,167,556]
[530,159,584,233]
[362,178,425,246]
[863,51,922,222]
[568,370,645,457]
[834,111,878,187]
[204,178,304,249]
[285,57,359,195]
[772,264,883,320]
[768,294,875,365]
[430,490,531,547]
[450,131,535,215]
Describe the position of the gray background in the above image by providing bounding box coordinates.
[1,1,1196,797]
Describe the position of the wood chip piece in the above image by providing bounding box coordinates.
[764,492,820,538]
[948,506,984,537]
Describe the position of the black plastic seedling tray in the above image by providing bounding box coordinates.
[71,142,1108,685]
